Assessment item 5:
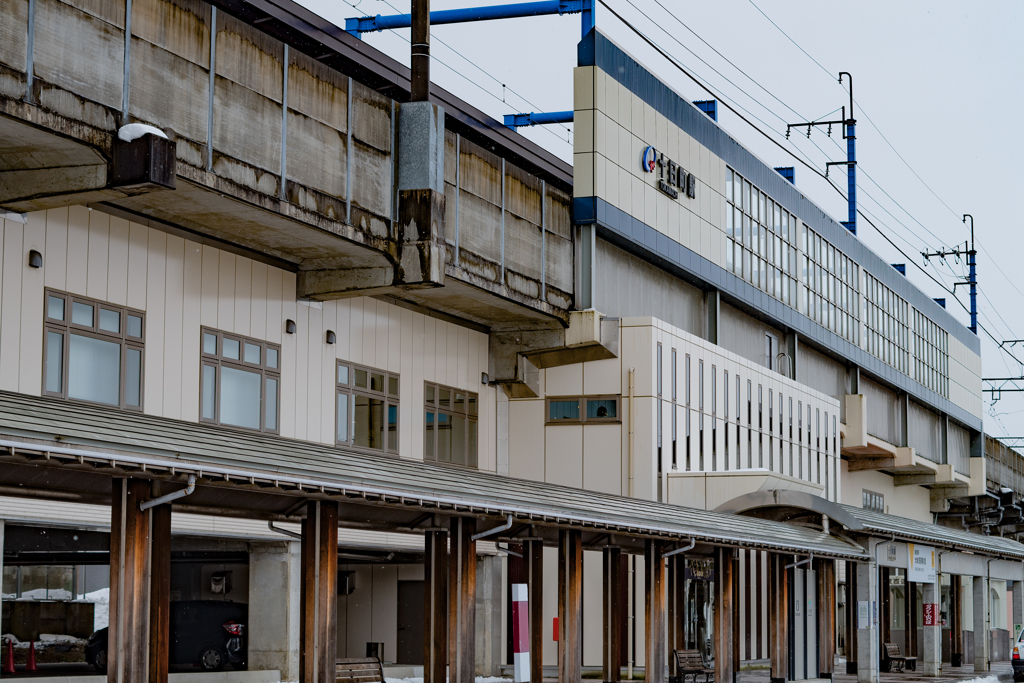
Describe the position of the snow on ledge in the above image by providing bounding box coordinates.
[118,123,168,142]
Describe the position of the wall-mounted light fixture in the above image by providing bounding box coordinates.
[326,330,337,344]
[481,372,489,385]
[28,250,42,268]
[285,319,297,334]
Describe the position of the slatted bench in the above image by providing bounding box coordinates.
[882,643,917,672]
[336,657,385,683]
[673,649,714,683]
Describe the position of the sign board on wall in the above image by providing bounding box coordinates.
[908,543,937,583]
[857,600,869,629]
[923,603,939,626]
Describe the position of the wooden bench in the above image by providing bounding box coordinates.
[673,649,714,683]
[336,657,385,683]
[882,643,917,672]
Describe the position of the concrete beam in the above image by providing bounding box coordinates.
[1,132,176,211]
[894,473,937,487]
[297,267,396,299]
[847,456,895,472]
[489,311,618,397]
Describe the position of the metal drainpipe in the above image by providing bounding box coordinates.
[628,367,635,498]
[139,475,196,510]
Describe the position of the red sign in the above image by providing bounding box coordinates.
[923,603,939,626]
[553,617,559,642]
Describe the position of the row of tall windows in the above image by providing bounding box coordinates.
[802,226,859,344]
[863,272,911,376]
[43,289,480,467]
[912,309,949,396]
[725,169,800,307]
[725,168,950,397]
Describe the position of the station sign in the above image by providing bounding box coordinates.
[908,543,936,583]
[641,146,696,201]
[685,557,714,581]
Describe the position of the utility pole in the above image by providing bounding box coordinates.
[921,214,977,334]
[787,72,856,234]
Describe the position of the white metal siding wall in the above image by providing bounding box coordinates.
[948,420,971,476]
[718,302,785,369]
[798,343,850,422]
[0,208,496,468]
[861,376,902,445]
[594,238,704,336]
[907,400,942,466]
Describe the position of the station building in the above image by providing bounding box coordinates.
[0,1,1022,683]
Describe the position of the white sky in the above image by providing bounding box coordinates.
[298,0,1024,439]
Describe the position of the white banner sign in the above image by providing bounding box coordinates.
[908,543,937,583]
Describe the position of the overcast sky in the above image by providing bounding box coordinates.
[300,0,1024,439]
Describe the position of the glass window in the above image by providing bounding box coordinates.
[43,290,144,410]
[200,327,280,432]
[337,361,399,454]
[546,396,621,424]
[425,382,478,467]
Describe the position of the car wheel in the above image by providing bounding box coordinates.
[94,650,108,673]
[200,648,223,671]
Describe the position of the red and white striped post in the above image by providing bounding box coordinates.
[512,583,530,681]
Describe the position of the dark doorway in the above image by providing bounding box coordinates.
[397,581,424,665]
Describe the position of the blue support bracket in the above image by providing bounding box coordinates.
[693,100,717,122]
[346,0,594,38]
[933,298,946,309]
[774,166,795,185]
[891,263,906,276]
[503,110,574,130]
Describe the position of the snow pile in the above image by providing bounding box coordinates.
[14,587,73,600]
[39,634,81,643]
[81,587,110,631]
[956,677,998,683]
[386,678,510,683]
[118,123,168,142]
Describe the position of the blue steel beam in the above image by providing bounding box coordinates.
[346,0,593,38]
[503,110,574,129]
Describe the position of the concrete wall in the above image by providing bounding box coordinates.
[0,209,497,467]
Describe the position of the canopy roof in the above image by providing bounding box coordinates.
[0,391,867,560]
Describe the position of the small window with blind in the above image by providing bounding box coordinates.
[337,361,399,455]
[200,328,280,433]
[43,290,145,411]
[424,383,478,467]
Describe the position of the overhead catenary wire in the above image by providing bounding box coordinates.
[745,0,1024,344]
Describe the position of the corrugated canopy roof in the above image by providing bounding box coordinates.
[841,504,1024,559]
[0,391,867,560]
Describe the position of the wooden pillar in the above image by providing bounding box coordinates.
[667,555,685,663]
[299,501,338,683]
[449,518,476,683]
[148,502,171,683]
[951,574,963,663]
[644,540,666,683]
[424,529,448,683]
[602,546,623,683]
[713,548,737,683]
[524,539,544,683]
[907,580,918,657]
[768,554,789,682]
[880,566,892,648]
[846,560,858,672]
[558,530,583,683]
[817,560,835,676]
[108,478,152,683]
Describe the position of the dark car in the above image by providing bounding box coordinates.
[1015,626,1024,680]
[86,601,247,672]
